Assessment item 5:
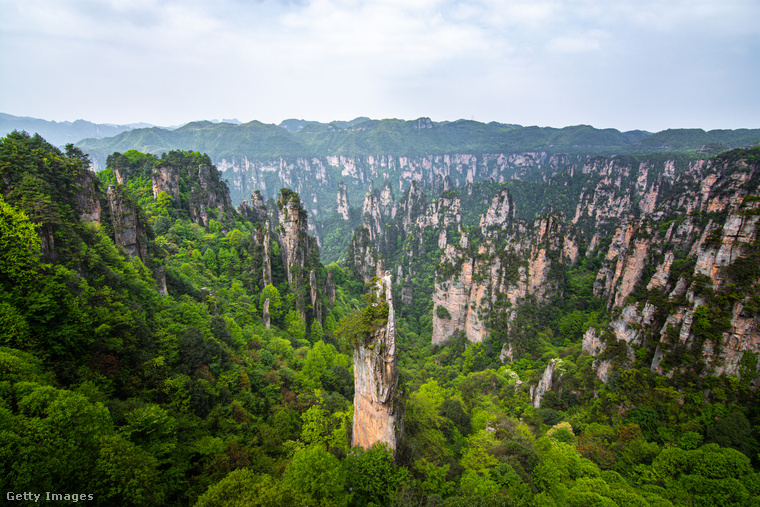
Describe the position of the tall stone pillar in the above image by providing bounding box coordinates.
[352,273,401,452]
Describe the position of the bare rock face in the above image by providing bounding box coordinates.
[189,164,236,229]
[154,264,168,296]
[346,228,383,282]
[432,189,579,345]
[432,240,489,344]
[262,224,273,286]
[238,190,268,224]
[277,190,309,285]
[106,184,169,295]
[74,169,104,224]
[153,160,236,231]
[361,182,383,242]
[107,185,148,262]
[379,181,396,219]
[397,181,426,236]
[263,298,271,329]
[582,328,605,356]
[533,358,561,408]
[326,271,336,306]
[274,189,325,324]
[352,274,400,452]
[152,164,181,203]
[480,189,515,236]
[336,181,351,220]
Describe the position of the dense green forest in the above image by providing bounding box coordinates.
[1,131,759,506]
[77,118,760,166]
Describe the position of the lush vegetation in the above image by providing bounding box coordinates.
[1,131,758,506]
[78,118,760,169]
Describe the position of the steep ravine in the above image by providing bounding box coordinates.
[344,149,760,399]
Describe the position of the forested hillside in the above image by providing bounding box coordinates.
[1,131,759,506]
[73,118,760,263]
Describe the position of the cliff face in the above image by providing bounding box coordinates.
[220,152,571,205]
[436,151,760,385]
[237,190,268,224]
[74,169,104,224]
[268,189,326,324]
[107,185,149,262]
[336,181,351,220]
[103,184,168,295]
[432,190,579,345]
[151,163,180,203]
[352,274,400,452]
[188,163,236,229]
[152,155,236,231]
[344,148,760,389]
[218,152,576,248]
[277,190,310,285]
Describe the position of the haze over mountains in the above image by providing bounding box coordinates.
[4,113,760,168]
[6,112,760,262]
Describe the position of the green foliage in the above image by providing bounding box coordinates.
[260,284,283,320]
[3,131,760,506]
[337,288,389,347]
[345,443,411,506]
[195,469,296,507]
[285,309,306,342]
[436,305,452,320]
[0,194,40,283]
[283,445,350,507]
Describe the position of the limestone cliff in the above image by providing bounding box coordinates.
[272,189,326,325]
[214,151,579,254]
[74,169,104,224]
[277,189,310,285]
[151,152,237,231]
[107,184,149,262]
[336,181,351,221]
[104,184,168,295]
[339,148,760,391]
[432,189,580,345]
[237,190,268,224]
[533,359,562,408]
[376,149,760,389]
[352,274,401,452]
[361,181,383,243]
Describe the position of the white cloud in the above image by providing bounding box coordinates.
[0,0,758,130]
[546,33,605,54]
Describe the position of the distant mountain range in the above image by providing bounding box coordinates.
[0,113,240,148]
[3,112,760,170]
[73,117,760,171]
[0,113,155,147]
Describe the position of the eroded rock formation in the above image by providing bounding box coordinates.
[336,181,351,220]
[107,184,148,262]
[352,274,401,452]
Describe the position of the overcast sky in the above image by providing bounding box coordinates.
[1,0,758,132]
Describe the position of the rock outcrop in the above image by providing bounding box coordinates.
[533,359,561,408]
[107,185,148,262]
[151,152,237,230]
[342,148,760,389]
[352,274,401,452]
[336,181,351,220]
[277,189,310,285]
[432,189,579,344]
[237,190,268,224]
[74,169,104,224]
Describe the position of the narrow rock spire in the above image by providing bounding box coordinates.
[352,273,401,452]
